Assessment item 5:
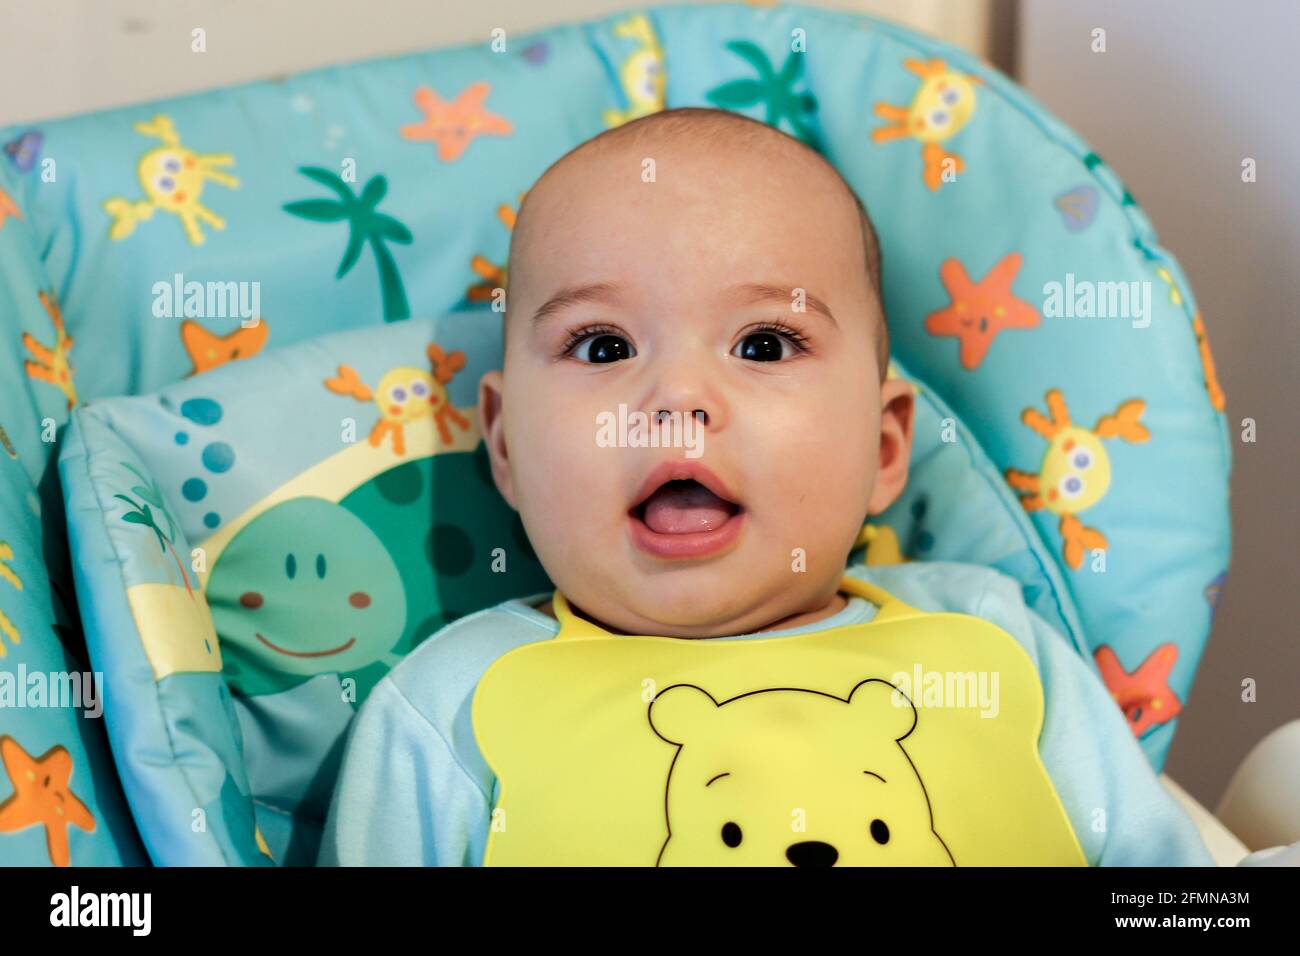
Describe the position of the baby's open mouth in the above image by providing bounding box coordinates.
[628,464,745,559]
[634,479,740,534]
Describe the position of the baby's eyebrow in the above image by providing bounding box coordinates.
[727,282,838,327]
[531,282,625,324]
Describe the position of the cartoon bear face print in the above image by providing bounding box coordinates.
[648,679,954,867]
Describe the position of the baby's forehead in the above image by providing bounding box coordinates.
[513,133,864,272]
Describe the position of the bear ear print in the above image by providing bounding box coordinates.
[848,678,918,741]
[648,683,720,746]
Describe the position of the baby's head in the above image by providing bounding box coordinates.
[480,108,914,637]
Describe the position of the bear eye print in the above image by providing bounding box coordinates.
[721,822,743,848]
[870,819,890,845]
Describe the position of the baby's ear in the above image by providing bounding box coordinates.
[867,378,915,515]
[477,370,516,508]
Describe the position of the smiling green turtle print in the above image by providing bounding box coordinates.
[207,496,406,700]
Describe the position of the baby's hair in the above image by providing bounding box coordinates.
[508,107,890,379]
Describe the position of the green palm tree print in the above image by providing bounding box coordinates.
[706,40,819,146]
[284,167,414,323]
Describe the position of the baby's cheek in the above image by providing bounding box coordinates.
[513,403,623,538]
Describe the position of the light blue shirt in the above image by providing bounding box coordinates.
[317,561,1213,866]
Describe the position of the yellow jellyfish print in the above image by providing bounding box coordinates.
[23,289,76,410]
[103,114,238,245]
[603,13,666,128]
[325,343,471,455]
[872,58,981,191]
[1006,389,1150,570]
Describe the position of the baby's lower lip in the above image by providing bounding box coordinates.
[627,508,745,559]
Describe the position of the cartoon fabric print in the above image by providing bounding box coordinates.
[103,115,238,245]
[1054,185,1099,232]
[0,737,96,867]
[468,193,525,304]
[0,541,22,657]
[206,497,406,699]
[23,290,76,409]
[1094,644,1182,738]
[604,14,667,128]
[1191,312,1226,412]
[181,318,269,376]
[873,58,981,191]
[0,186,21,228]
[324,343,470,454]
[925,253,1039,370]
[284,168,413,323]
[1154,267,1225,411]
[1006,389,1150,570]
[1204,571,1227,615]
[4,129,42,173]
[114,461,194,597]
[649,680,953,867]
[474,575,1086,866]
[855,523,907,566]
[400,81,512,161]
[706,40,818,144]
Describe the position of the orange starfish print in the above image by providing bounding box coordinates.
[0,736,96,867]
[925,252,1040,370]
[400,81,513,162]
[1094,644,1182,738]
[0,187,21,228]
[181,317,269,376]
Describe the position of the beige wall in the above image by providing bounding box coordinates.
[1021,0,1300,808]
[0,0,999,126]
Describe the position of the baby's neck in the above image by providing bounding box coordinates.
[534,591,850,639]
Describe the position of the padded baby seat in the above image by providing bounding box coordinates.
[0,3,1229,865]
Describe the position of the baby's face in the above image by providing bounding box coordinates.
[482,137,909,637]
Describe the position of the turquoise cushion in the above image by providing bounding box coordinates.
[60,315,551,864]
[0,163,145,866]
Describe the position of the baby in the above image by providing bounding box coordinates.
[319,108,1212,867]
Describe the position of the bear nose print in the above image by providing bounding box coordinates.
[786,841,839,867]
[239,591,264,609]
[348,591,371,609]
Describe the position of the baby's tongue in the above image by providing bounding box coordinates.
[641,480,732,534]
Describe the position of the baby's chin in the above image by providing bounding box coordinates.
[570,574,832,639]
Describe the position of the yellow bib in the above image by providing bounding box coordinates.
[471,576,1086,866]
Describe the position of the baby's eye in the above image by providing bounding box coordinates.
[941,88,960,106]
[163,156,182,173]
[571,332,636,364]
[156,175,175,192]
[732,329,805,362]
[410,380,428,397]
[390,386,408,403]
[930,109,950,126]
[1072,450,1092,470]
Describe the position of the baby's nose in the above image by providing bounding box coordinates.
[655,409,709,427]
